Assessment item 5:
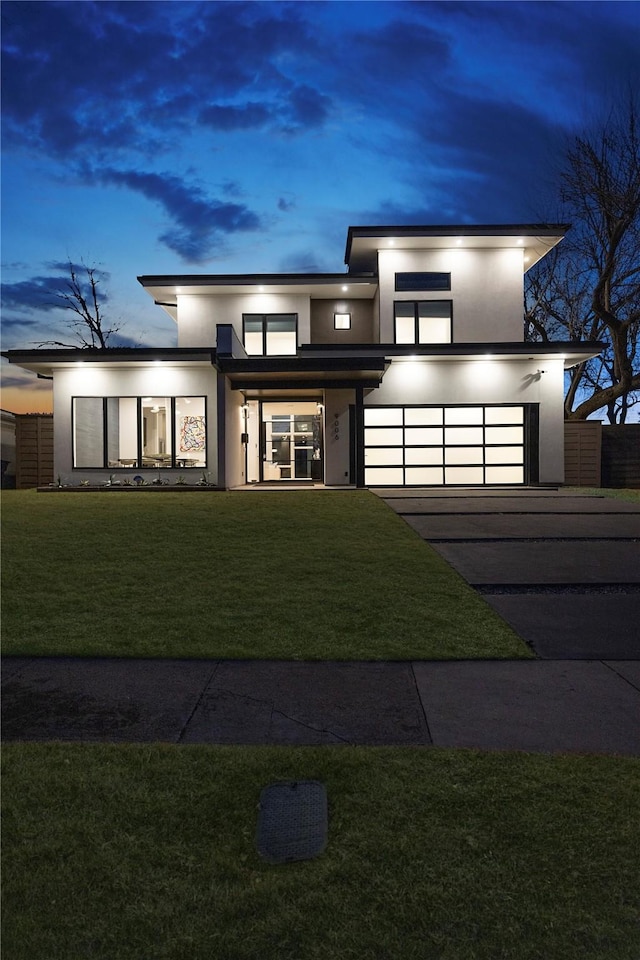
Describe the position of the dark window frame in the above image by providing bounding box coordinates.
[242,313,298,356]
[334,312,352,330]
[393,300,453,344]
[395,272,451,292]
[71,395,207,469]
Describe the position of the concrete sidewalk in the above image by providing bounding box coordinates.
[2,656,640,756]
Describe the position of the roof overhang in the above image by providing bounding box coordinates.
[345,224,570,274]
[299,341,603,369]
[138,274,377,321]
[217,355,389,390]
[1,347,216,377]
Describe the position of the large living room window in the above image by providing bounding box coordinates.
[72,396,207,468]
[243,314,297,356]
[394,301,452,344]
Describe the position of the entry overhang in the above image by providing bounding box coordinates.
[218,355,389,390]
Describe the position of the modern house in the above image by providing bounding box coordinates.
[3,224,601,489]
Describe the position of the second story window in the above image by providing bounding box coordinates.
[394,301,452,344]
[243,314,297,356]
[395,272,451,292]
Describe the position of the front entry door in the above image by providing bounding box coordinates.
[260,401,323,481]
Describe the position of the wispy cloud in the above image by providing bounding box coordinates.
[95,168,263,261]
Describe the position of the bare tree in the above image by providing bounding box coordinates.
[39,260,121,349]
[525,97,640,422]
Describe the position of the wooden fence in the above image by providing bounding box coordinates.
[601,424,640,488]
[15,414,54,489]
[564,421,640,488]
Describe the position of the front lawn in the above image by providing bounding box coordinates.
[2,744,638,960]
[1,490,529,659]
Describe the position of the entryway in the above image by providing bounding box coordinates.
[245,400,323,483]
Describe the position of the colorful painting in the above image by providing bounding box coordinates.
[180,416,206,452]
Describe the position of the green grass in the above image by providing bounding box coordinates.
[2,743,639,960]
[564,487,640,502]
[1,490,529,659]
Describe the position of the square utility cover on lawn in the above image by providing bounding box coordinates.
[256,780,328,864]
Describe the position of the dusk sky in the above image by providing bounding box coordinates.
[2,0,639,413]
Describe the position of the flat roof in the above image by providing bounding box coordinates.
[1,347,216,377]
[345,223,570,273]
[138,274,375,320]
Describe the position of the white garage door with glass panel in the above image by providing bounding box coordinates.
[364,406,525,486]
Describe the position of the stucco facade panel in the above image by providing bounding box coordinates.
[178,294,311,348]
[377,248,524,343]
[366,357,565,484]
[53,365,218,483]
[323,388,355,485]
[310,299,375,343]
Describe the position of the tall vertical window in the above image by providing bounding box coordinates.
[394,301,452,344]
[243,314,297,356]
[72,396,207,468]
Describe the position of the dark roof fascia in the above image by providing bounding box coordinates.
[344,223,572,265]
[217,355,388,375]
[298,341,603,358]
[137,273,376,288]
[229,377,384,391]
[2,347,216,365]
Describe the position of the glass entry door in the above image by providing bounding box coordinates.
[260,401,323,481]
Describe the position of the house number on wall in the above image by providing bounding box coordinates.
[333,414,340,441]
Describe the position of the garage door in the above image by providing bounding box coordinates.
[364,405,526,486]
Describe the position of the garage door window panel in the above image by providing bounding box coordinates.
[485,407,524,425]
[364,408,403,426]
[445,426,484,445]
[405,408,443,426]
[365,427,404,446]
[405,427,443,446]
[365,448,403,466]
[486,426,524,444]
[446,466,485,484]
[486,466,524,483]
[445,407,484,425]
[406,467,444,484]
[485,446,524,465]
[445,447,484,465]
[405,447,443,465]
[365,467,404,485]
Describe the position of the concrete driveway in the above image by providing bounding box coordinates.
[377,489,640,659]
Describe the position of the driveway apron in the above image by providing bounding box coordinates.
[378,489,640,660]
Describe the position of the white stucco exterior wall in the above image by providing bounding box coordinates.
[52,364,218,484]
[377,247,524,343]
[366,356,566,483]
[223,380,247,488]
[177,294,312,348]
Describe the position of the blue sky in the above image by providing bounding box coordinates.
[2,0,639,411]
